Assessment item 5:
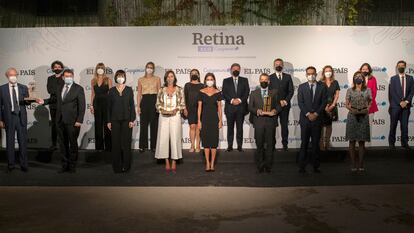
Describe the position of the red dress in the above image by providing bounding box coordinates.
[366,76,378,114]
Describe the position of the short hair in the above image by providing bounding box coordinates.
[5,67,17,77]
[163,70,177,87]
[274,58,284,64]
[359,63,372,74]
[397,60,407,66]
[62,69,74,76]
[259,73,269,79]
[230,63,241,70]
[306,66,317,73]
[114,70,126,84]
[51,60,64,69]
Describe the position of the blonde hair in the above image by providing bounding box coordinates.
[320,65,335,82]
[92,62,109,86]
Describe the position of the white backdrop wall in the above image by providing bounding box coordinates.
[0,26,413,149]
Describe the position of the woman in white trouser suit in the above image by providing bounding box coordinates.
[155,70,185,172]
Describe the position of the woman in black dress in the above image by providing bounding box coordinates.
[184,69,204,153]
[197,73,223,172]
[319,65,340,151]
[90,62,112,151]
[107,70,136,173]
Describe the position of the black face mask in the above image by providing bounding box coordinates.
[275,66,283,72]
[191,75,199,81]
[354,78,363,85]
[362,71,369,77]
[260,82,268,89]
[398,67,405,74]
[232,70,240,77]
[53,69,62,74]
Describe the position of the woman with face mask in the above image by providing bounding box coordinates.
[359,63,378,146]
[155,70,186,173]
[90,63,112,152]
[183,69,204,153]
[319,65,340,150]
[197,73,223,172]
[345,71,372,173]
[137,62,161,153]
[107,70,136,173]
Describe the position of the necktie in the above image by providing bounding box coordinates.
[63,85,69,100]
[234,78,238,93]
[278,73,281,80]
[262,90,266,98]
[12,85,19,114]
[402,76,405,98]
[310,84,314,102]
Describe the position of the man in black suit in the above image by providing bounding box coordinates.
[222,63,250,152]
[249,73,282,173]
[0,68,40,173]
[269,58,294,151]
[41,69,86,173]
[46,60,65,150]
[297,66,327,174]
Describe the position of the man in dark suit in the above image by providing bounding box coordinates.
[46,60,65,150]
[297,66,327,174]
[388,60,414,150]
[0,68,39,173]
[41,69,86,173]
[222,63,250,152]
[269,58,294,151]
[249,73,282,173]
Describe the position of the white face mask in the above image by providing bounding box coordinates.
[307,75,316,82]
[64,77,74,85]
[116,77,125,84]
[206,80,214,87]
[8,76,17,84]
[96,68,105,75]
[146,68,154,74]
[324,72,332,78]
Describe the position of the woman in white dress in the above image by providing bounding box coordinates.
[155,70,185,173]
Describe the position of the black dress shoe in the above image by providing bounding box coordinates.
[138,148,145,153]
[299,168,306,174]
[283,145,288,151]
[58,167,69,173]
[226,147,233,152]
[264,167,272,173]
[21,167,28,173]
[6,166,15,173]
[150,148,156,153]
[402,145,412,150]
[313,168,321,173]
[389,144,396,150]
[237,147,243,152]
[256,167,264,173]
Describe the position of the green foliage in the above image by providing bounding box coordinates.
[337,0,373,25]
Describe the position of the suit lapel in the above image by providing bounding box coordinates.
[4,84,12,106]
[62,84,75,103]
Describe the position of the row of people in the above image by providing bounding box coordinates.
[0,60,412,174]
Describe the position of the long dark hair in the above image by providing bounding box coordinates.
[163,70,177,87]
[203,72,218,89]
[352,71,367,91]
[190,69,200,82]
[359,63,372,76]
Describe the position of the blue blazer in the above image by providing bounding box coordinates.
[222,76,250,115]
[0,83,30,127]
[297,81,327,125]
[388,74,414,109]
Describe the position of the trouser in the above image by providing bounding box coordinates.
[111,120,133,172]
[139,94,158,150]
[5,113,28,168]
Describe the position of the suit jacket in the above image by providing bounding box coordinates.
[248,88,282,128]
[45,82,86,125]
[0,83,31,127]
[269,72,294,106]
[388,74,414,109]
[297,81,327,125]
[222,76,249,115]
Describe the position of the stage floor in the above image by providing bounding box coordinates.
[0,147,413,187]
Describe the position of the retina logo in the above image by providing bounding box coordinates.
[244,68,271,75]
[373,67,387,72]
[192,32,245,45]
[333,67,348,73]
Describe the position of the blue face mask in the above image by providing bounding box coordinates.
[64,77,74,85]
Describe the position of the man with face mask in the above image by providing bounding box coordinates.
[46,60,65,150]
[0,68,41,172]
[297,66,327,174]
[269,58,294,151]
[248,73,282,173]
[388,60,414,150]
[222,63,250,152]
[41,69,86,173]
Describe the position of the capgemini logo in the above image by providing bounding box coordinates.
[373,67,387,72]
[339,84,349,89]
[372,135,386,140]
[377,101,387,107]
